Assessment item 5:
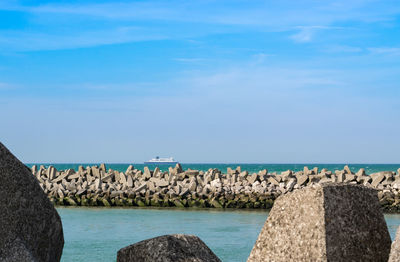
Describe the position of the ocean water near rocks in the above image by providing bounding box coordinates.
[32,163,400,261]
[58,207,400,262]
[28,163,400,174]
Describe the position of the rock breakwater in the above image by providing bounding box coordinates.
[31,164,400,211]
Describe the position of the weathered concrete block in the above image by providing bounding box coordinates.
[247,183,391,262]
[296,174,309,186]
[185,169,199,176]
[100,163,107,173]
[267,176,279,186]
[247,173,258,184]
[371,172,385,187]
[344,165,352,174]
[117,234,220,262]
[389,226,400,262]
[143,166,151,179]
[0,142,64,261]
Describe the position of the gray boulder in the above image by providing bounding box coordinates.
[247,183,391,262]
[389,226,400,262]
[117,234,221,262]
[0,142,64,261]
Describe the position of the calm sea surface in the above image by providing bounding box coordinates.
[58,207,400,262]
[41,164,400,261]
[28,163,400,174]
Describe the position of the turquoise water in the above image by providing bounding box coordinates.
[29,163,400,174]
[58,207,400,262]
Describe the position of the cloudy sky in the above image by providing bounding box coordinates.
[0,0,399,163]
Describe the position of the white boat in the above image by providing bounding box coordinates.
[144,156,178,165]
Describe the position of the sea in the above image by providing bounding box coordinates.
[58,207,400,262]
[28,163,400,262]
[27,163,400,175]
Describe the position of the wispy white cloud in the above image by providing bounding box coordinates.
[368,47,400,56]
[0,27,168,51]
[251,53,274,64]
[290,26,346,43]
[1,54,399,162]
[10,0,399,26]
[0,0,398,51]
[291,27,316,43]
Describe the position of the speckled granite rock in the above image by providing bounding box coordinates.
[117,234,221,262]
[389,226,400,262]
[247,183,391,262]
[0,142,64,261]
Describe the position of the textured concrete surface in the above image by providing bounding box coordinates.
[247,183,391,262]
[117,234,221,262]
[389,226,400,262]
[0,142,64,262]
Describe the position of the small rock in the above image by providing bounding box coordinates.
[117,234,221,262]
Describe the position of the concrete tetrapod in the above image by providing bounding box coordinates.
[117,234,221,262]
[0,142,64,261]
[247,183,391,262]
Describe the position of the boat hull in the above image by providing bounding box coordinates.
[143,162,179,165]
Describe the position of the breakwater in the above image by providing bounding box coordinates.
[31,164,400,211]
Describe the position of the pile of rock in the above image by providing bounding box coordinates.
[30,163,400,211]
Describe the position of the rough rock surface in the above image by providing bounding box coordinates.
[30,162,400,211]
[0,142,64,261]
[389,226,400,262]
[117,234,221,262]
[247,183,391,262]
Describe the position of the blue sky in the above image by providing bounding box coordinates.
[0,0,399,163]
